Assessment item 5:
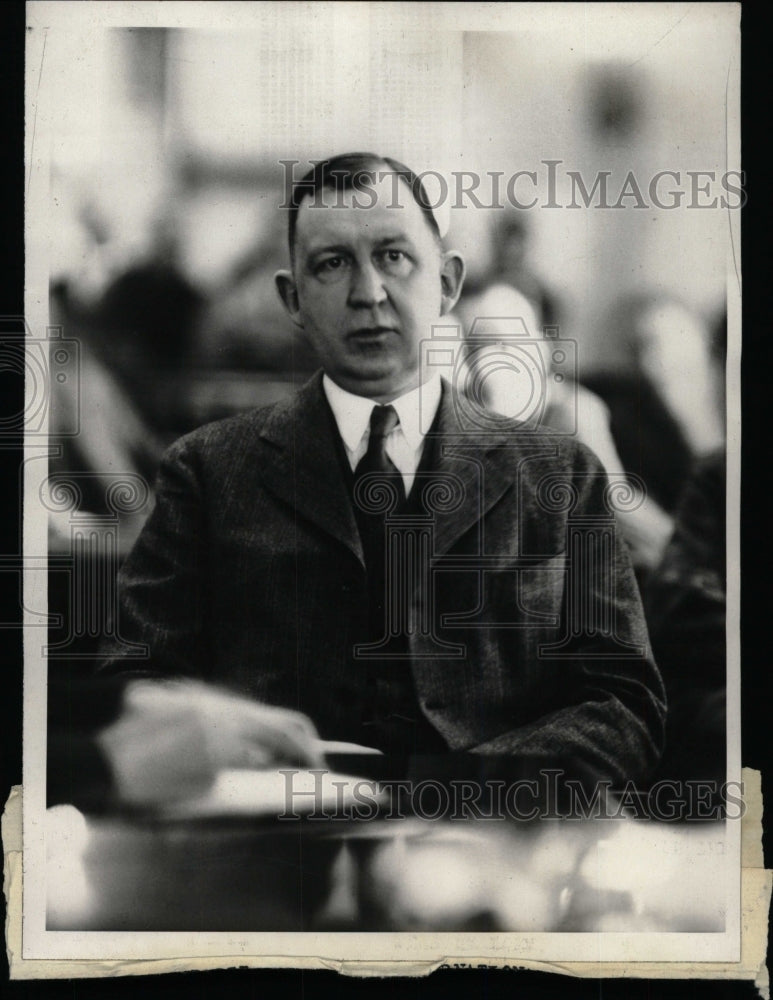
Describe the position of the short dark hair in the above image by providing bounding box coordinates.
[286,152,441,260]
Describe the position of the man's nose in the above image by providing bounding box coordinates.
[347,260,387,308]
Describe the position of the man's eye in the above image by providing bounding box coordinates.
[317,256,346,272]
[378,249,412,273]
[313,256,350,281]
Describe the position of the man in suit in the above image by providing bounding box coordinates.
[102,153,664,788]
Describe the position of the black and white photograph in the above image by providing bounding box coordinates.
[18,0,746,972]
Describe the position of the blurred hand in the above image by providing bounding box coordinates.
[96,679,324,808]
[617,496,674,571]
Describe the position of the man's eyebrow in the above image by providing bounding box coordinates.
[373,234,413,247]
[304,234,414,258]
[304,243,352,259]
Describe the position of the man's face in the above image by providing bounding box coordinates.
[276,174,464,401]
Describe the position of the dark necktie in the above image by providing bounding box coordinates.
[353,404,406,509]
[352,404,404,637]
[350,405,447,756]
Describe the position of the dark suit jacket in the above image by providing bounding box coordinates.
[102,373,665,785]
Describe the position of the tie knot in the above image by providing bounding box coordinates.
[369,404,399,441]
[354,403,406,508]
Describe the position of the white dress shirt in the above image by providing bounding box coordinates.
[322,373,443,496]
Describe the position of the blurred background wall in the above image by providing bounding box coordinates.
[46,9,733,378]
[39,6,735,538]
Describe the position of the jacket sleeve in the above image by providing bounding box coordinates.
[99,435,209,680]
[470,441,667,787]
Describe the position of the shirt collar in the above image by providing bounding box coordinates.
[389,375,442,451]
[322,373,443,453]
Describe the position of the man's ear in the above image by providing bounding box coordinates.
[439,251,466,316]
[275,270,303,327]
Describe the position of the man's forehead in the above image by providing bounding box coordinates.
[294,173,434,251]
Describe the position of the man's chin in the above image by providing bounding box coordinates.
[333,364,421,401]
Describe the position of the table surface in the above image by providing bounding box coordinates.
[46,767,732,933]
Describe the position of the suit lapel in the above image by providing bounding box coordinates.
[426,383,517,557]
[254,374,545,565]
[256,373,365,565]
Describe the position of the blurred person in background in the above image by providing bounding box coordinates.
[583,292,725,514]
[643,308,727,788]
[193,208,320,376]
[455,223,674,576]
[644,448,726,788]
[84,214,205,435]
[51,183,205,439]
[484,212,562,332]
[48,188,205,550]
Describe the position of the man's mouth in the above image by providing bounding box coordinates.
[347,326,398,340]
